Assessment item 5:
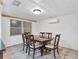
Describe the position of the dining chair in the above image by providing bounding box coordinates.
[45,32,52,39]
[45,34,61,59]
[22,32,29,53]
[45,32,53,44]
[28,35,42,59]
[39,32,45,38]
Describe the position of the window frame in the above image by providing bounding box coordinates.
[10,19,32,36]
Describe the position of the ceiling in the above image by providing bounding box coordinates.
[2,0,78,21]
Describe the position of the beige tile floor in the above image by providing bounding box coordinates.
[3,44,78,59]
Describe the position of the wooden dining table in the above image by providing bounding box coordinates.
[33,35,53,55]
[34,35,52,42]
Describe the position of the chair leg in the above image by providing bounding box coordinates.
[41,48,43,56]
[33,49,35,59]
[23,44,25,51]
[53,49,56,59]
[28,46,30,55]
[57,48,59,54]
[26,45,28,53]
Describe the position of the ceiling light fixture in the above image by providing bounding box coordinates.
[33,9,41,15]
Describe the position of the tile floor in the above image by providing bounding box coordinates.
[3,44,78,59]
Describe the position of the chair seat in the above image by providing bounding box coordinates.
[45,44,54,48]
[30,42,42,48]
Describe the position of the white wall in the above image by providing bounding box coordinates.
[32,22,39,35]
[0,4,2,39]
[0,6,1,39]
[37,13,78,50]
[2,17,37,47]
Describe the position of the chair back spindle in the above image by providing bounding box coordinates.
[46,32,52,39]
[39,32,45,38]
[54,34,61,48]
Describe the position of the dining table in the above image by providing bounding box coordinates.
[33,35,53,55]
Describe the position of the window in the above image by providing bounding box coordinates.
[10,19,22,35]
[10,19,32,35]
[23,22,32,32]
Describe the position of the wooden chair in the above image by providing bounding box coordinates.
[45,32,52,39]
[45,34,61,59]
[28,35,42,59]
[39,32,45,38]
[45,32,53,44]
[22,32,29,53]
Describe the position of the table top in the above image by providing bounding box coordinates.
[34,35,53,42]
[0,40,6,52]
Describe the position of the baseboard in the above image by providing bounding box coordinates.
[61,47,78,52]
[6,43,23,48]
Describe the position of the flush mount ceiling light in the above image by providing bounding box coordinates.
[33,9,41,15]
